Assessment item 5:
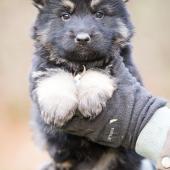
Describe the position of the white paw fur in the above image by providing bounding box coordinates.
[77,70,116,118]
[38,160,72,170]
[35,70,78,127]
[38,160,55,170]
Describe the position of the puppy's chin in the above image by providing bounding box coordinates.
[63,50,106,62]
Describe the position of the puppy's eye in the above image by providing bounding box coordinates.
[61,13,71,21]
[95,11,104,19]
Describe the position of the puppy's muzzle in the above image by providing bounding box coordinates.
[75,32,91,45]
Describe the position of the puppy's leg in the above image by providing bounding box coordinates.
[39,161,72,170]
[31,113,75,170]
[77,70,116,119]
[39,161,55,170]
[33,69,78,126]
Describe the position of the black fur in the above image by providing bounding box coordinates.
[30,0,144,169]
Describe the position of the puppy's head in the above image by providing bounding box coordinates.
[32,0,133,62]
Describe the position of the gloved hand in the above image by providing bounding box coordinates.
[62,48,166,150]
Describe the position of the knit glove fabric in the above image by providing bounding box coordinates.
[62,52,166,149]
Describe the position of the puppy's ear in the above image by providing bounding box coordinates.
[32,0,47,10]
[123,0,129,3]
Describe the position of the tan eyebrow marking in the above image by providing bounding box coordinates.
[62,0,75,12]
[91,0,102,9]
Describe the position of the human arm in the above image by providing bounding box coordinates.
[61,51,169,168]
[136,106,170,169]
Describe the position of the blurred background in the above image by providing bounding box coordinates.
[0,0,169,169]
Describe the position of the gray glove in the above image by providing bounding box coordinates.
[62,51,166,150]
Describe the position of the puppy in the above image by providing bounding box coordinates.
[30,0,147,169]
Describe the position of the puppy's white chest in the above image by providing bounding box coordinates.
[74,66,87,86]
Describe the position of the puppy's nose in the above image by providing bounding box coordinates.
[75,33,91,44]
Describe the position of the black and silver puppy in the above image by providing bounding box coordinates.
[30,0,149,169]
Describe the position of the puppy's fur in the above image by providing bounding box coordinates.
[34,69,78,126]
[77,70,116,119]
[30,0,147,169]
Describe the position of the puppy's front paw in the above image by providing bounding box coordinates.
[39,159,72,170]
[35,70,78,127]
[55,161,72,170]
[39,161,55,170]
[78,70,116,119]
